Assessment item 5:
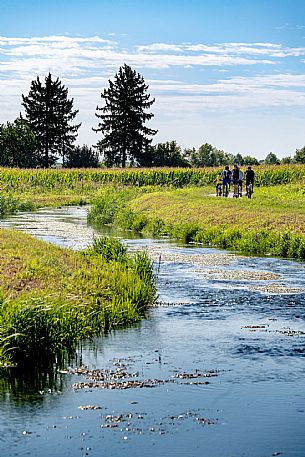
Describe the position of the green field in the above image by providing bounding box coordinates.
[127,184,305,234]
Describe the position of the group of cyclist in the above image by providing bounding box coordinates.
[215,165,255,198]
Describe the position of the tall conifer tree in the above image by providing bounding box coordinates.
[94,64,157,167]
[22,73,81,167]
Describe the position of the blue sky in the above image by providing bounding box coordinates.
[1,0,305,158]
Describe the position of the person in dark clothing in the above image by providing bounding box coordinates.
[232,164,241,197]
[245,166,255,188]
[245,166,255,198]
[232,164,240,184]
[221,165,232,196]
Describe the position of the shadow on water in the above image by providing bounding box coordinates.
[0,365,67,404]
[0,349,84,404]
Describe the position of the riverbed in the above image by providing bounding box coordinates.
[1,206,305,457]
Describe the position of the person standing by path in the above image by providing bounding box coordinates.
[245,166,255,197]
[215,172,223,196]
[232,164,240,197]
[239,168,244,197]
[221,165,232,197]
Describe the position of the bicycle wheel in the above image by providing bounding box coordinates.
[247,183,252,199]
[233,184,239,198]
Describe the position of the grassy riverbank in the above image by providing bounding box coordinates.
[88,183,305,259]
[0,230,155,368]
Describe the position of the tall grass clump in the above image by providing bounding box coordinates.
[87,188,121,225]
[87,187,143,226]
[87,236,128,262]
[82,237,156,305]
[0,230,156,368]
[0,194,19,216]
[0,194,36,217]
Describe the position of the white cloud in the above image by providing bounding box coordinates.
[274,23,305,31]
[0,35,115,46]
[1,35,305,155]
[0,35,281,82]
[147,73,305,108]
[137,43,182,52]
[138,41,305,58]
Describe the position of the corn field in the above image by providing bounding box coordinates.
[0,165,304,192]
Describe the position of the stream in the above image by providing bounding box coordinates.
[1,206,305,457]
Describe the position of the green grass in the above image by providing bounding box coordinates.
[88,183,305,259]
[129,184,305,233]
[0,229,155,368]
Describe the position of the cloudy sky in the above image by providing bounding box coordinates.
[1,0,305,159]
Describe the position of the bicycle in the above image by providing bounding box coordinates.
[216,184,222,197]
[233,182,240,198]
[222,182,229,197]
[246,182,253,199]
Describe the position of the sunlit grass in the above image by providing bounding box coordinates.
[128,184,305,233]
[0,229,155,367]
[88,183,305,259]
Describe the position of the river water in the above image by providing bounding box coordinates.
[1,206,305,457]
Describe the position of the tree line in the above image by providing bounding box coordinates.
[1,64,305,168]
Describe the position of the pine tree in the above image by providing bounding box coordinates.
[22,73,81,167]
[94,64,157,167]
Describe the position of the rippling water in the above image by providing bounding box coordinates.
[1,207,305,457]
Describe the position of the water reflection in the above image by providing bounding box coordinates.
[0,365,68,404]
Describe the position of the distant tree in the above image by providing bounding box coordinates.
[65,145,100,168]
[187,143,215,167]
[242,155,259,166]
[139,141,189,167]
[294,146,305,164]
[214,149,233,166]
[183,147,196,161]
[175,144,260,168]
[232,153,244,165]
[264,152,280,165]
[94,64,157,168]
[0,118,39,167]
[187,143,234,167]
[281,156,293,164]
[22,73,81,167]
